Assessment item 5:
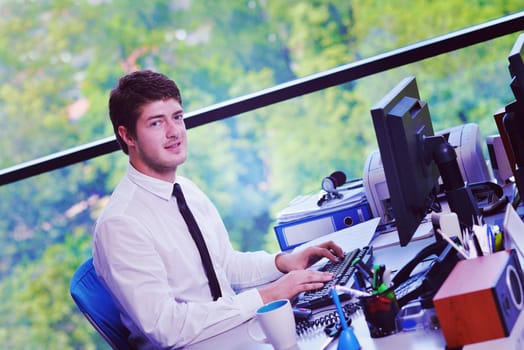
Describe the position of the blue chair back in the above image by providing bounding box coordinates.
[70,257,131,349]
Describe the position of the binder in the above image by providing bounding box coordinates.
[274,200,372,251]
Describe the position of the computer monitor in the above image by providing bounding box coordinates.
[504,33,524,203]
[370,76,480,246]
[509,33,524,102]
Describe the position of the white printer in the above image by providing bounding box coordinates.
[363,123,494,223]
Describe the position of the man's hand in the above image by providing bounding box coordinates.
[275,240,344,273]
[258,269,334,303]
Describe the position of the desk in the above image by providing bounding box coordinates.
[186,208,524,349]
[186,238,448,349]
[185,315,446,349]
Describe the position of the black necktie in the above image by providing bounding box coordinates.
[172,183,222,300]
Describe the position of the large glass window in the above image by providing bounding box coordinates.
[0,1,522,347]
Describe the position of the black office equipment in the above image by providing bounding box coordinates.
[318,171,347,206]
[370,76,480,246]
[294,246,373,309]
[295,303,359,336]
[503,32,524,205]
[391,240,460,308]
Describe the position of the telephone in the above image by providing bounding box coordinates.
[392,239,461,308]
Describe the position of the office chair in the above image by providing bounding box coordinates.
[70,257,132,349]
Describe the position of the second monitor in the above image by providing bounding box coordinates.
[370,76,480,246]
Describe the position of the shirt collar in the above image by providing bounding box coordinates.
[126,164,174,201]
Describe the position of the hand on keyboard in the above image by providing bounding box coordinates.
[275,240,345,272]
[258,269,335,303]
[259,241,345,304]
[294,246,373,309]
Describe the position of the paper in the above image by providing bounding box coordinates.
[293,217,380,253]
[472,224,490,255]
[276,183,367,223]
[371,220,435,249]
[503,203,524,258]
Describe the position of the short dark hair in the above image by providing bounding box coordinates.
[108,70,182,154]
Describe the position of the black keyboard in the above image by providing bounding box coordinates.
[294,246,373,309]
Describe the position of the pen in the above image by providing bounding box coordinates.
[353,269,366,290]
[335,285,372,298]
[351,257,373,279]
[472,231,484,257]
[487,224,494,254]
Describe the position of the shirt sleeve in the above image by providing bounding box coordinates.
[93,214,268,348]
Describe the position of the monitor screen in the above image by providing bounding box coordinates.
[509,33,524,103]
[371,77,481,246]
[505,32,524,202]
[370,76,440,246]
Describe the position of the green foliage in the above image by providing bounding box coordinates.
[0,0,522,347]
[0,228,105,349]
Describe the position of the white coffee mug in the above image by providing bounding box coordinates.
[247,299,298,350]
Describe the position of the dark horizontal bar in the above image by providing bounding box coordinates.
[0,136,120,185]
[184,10,524,127]
[2,10,524,186]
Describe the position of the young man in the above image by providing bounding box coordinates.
[93,70,344,348]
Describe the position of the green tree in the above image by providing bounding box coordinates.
[0,1,523,348]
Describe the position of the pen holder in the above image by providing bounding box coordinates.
[360,288,399,338]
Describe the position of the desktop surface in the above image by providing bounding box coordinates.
[185,237,448,350]
[186,201,524,350]
[184,309,447,350]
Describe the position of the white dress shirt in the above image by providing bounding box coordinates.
[93,165,283,348]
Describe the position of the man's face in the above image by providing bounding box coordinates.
[119,98,187,182]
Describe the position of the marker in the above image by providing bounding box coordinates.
[373,282,394,298]
[372,264,385,289]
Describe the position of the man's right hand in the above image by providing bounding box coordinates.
[258,269,334,304]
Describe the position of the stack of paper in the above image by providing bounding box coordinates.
[293,217,380,254]
[276,182,367,223]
